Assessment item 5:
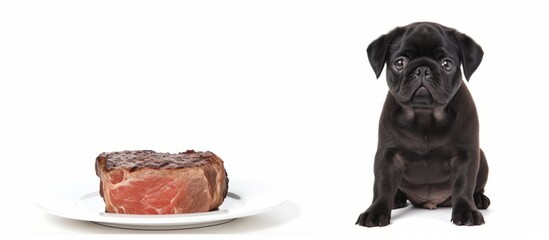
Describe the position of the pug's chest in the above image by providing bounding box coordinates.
[398,151,455,209]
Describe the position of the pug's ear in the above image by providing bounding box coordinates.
[367,27,402,79]
[453,31,483,81]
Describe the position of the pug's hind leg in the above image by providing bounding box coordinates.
[474,191,490,209]
[393,189,408,209]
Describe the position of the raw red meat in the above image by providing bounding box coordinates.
[95,150,228,214]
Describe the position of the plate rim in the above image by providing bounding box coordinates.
[37,179,288,228]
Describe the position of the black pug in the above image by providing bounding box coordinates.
[356,22,490,227]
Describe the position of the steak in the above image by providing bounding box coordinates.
[95,150,228,214]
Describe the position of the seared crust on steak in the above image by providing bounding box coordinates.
[96,150,223,171]
[95,150,228,214]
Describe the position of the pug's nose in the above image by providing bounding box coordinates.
[414,66,432,77]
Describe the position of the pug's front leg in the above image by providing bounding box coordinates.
[356,150,404,227]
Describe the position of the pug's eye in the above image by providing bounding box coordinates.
[392,57,408,71]
[441,59,454,71]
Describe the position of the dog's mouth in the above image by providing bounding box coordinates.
[410,86,434,106]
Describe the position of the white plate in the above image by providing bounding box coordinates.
[37,179,287,230]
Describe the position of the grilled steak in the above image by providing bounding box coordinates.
[95,150,228,214]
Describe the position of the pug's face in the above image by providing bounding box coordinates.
[367,22,483,110]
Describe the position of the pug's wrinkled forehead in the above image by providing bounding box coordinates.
[389,23,460,60]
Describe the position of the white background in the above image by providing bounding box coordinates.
[1,0,548,239]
